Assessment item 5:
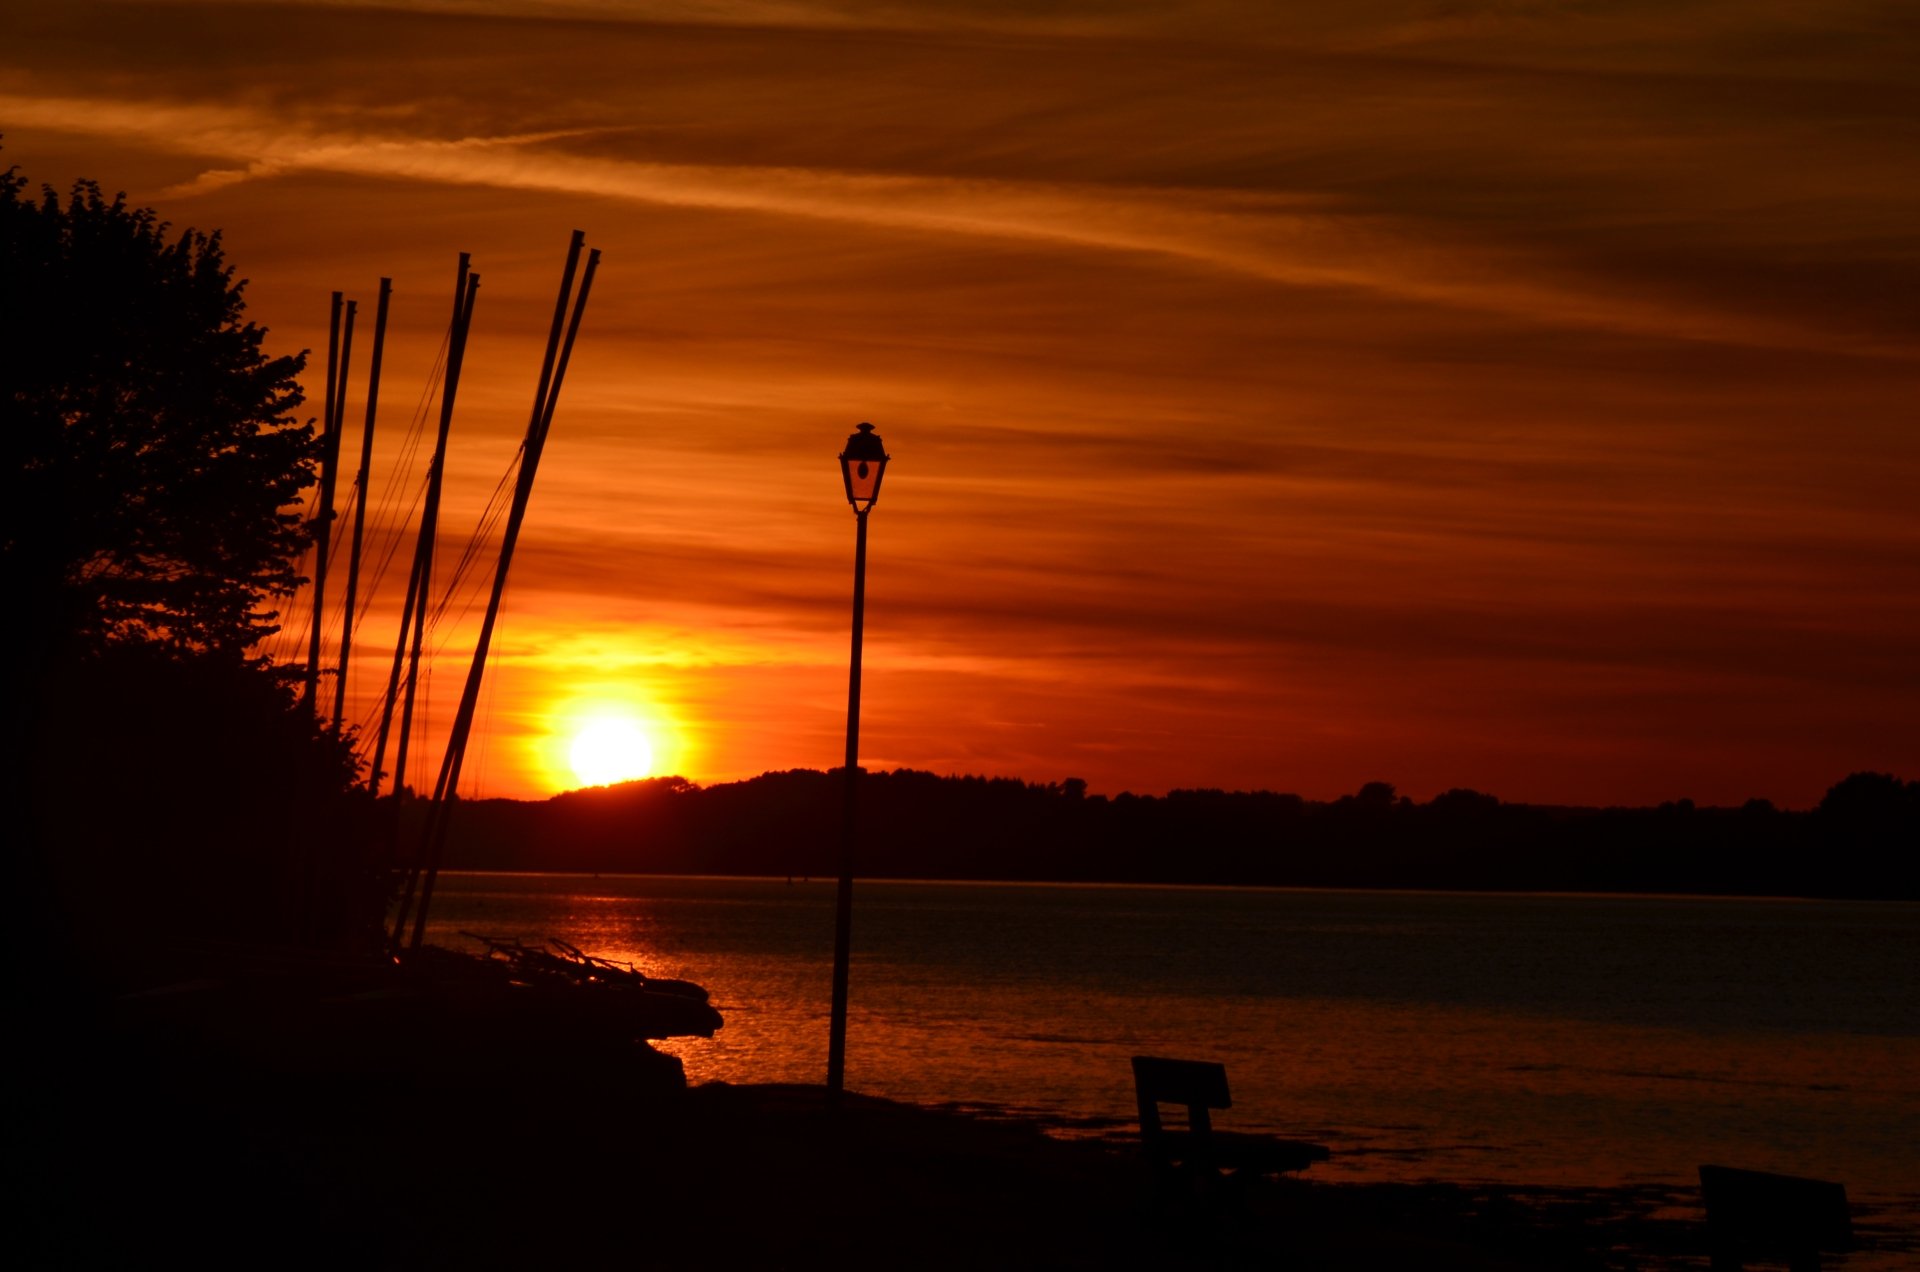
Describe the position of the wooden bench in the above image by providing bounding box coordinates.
[1131,1056,1329,1189]
[1699,1165,1852,1272]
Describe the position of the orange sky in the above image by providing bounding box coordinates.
[7,0,1918,807]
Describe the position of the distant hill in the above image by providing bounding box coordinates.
[417,769,1918,900]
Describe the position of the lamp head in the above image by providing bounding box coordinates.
[839,422,890,512]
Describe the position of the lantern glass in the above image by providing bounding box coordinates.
[839,422,889,511]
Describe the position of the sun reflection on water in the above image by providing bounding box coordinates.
[423,874,1920,1225]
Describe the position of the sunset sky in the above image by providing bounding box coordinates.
[7,0,1917,807]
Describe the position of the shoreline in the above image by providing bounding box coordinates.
[23,1026,1913,1271]
[436,867,1920,905]
[19,929,1912,1269]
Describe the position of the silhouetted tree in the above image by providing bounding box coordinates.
[2,161,314,661]
[1814,771,1919,896]
[1428,788,1499,813]
[1817,771,1916,824]
[30,644,368,960]
[4,158,373,992]
[1352,781,1398,810]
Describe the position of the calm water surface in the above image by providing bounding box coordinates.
[426,875,1919,1246]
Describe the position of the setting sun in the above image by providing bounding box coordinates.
[536,693,687,794]
[567,716,656,788]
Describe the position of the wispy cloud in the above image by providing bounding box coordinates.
[4,90,1889,355]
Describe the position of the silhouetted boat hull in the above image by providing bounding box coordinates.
[104,937,721,1097]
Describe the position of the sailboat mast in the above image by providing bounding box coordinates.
[329,298,357,662]
[301,292,344,717]
[334,278,391,734]
[368,551,420,801]
[393,258,477,798]
[382,260,477,956]
[407,234,597,953]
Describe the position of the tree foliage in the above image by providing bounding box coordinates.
[2,163,315,657]
[5,159,378,987]
[28,643,374,970]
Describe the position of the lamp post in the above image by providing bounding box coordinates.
[827,421,889,1105]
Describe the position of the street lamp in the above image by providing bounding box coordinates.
[827,422,889,1104]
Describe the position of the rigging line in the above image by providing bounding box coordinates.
[360,484,420,618]
[256,593,299,669]
[449,489,516,619]
[368,402,431,540]
[282,324,443,684]
[313,490,365,652]
[257,583,291,666]
[430,452,524,636]
[356,466,433,629]
[367,423,430,563]
[334,478,360,531]
[365,331,445,520]
[411,447,521,652]
[443,444,525,596]
[270,453,334,668]
[429,522,503,639]
[468,578,507,800]
[276,537,320,663]
[314,476,362,626]
[316,567,358,657]
[351,316,450,639]
[277,528,323,673]
[425,569,500,668]
[343,313,448,744]
[363,371,437,554]
[356,399,435,584]
[414,663,431,797]
[323,481,358,569]
[351,324,448,617]
[316,509,360,675]
[420,513,512,669]
[406,236,598,954]
[389,259,478,815]
[275,545,319,665]
[351,647,409,749]
[278,601,315,678]
[421,555,503,672]
[421,533,483,641]
[371,325,449,507]
[403,428,533,720]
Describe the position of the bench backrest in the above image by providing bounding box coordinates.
[1133,1056,1231,1109]
[1132,1055,1231,1145]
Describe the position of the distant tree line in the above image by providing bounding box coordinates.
[433,769,1917,900]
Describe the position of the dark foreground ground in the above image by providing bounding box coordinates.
[11,1057,1684,1269]
[17,1071,1626,1269]
[15,961,1907,1271]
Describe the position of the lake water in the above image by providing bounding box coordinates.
[424,875,1919,1257]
